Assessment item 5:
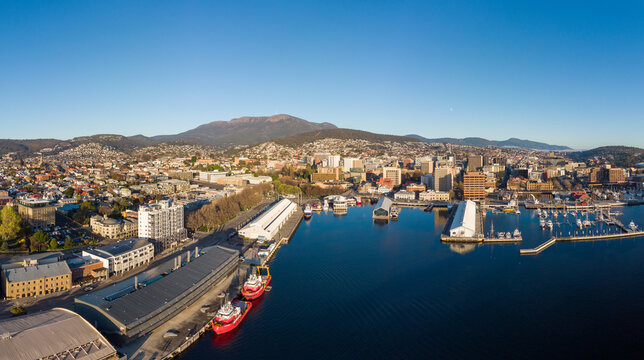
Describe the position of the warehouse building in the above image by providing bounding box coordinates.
[372,197,392,221]
[2,261,71,299]
[238,199,297,241]
[74,246,238,344]
[0,307,117,360]
[449,200,477,237]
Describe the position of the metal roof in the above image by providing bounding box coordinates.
[83,238,151,258]
[0,308,116,360]
[76,246,238,329]
[4,261,71,283]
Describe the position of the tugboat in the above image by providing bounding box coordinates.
[241,266,271,301]
[304,204,312,220]
[212,298,252,335]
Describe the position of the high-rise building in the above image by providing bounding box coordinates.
[467,156,483,172]
[328,155,341,168]
[434,167,453,192]
[382,167,402,186]
[421,160,434,174]
[138,200,186,250]
[463,172,486,201]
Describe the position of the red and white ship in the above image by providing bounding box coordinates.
[241,266,271,301]
[212,299,252,335]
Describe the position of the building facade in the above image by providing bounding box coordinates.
[2,261,71,299]
[82,239,154,276]
[18,200,55,228]
[138,200,186,249]
[90,215,138,239]
[463,172,486,201]
[382,167,402,186]
[434,167,453,192]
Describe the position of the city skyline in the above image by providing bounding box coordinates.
[1,1,643,149]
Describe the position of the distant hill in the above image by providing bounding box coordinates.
[0,139,71,155]
[407,135,571,151]
[153,114,336,146]
[274,128,418,147]
[70,134,158,150]
[570,146,644,167]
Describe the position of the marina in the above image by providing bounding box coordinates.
[181,204,644,359]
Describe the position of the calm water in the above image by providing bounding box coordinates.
[182,205,644,359]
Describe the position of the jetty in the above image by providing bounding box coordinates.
[520,231,644,256]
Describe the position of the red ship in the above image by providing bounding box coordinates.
[241,266,271,301]
[212,299,252,335]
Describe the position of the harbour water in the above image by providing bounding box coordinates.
[181,205,644,359]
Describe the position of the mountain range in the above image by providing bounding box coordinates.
[406,134,572,151]
[0,114,575,156]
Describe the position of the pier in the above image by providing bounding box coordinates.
[520,231,644,255]
[519,237,557,255]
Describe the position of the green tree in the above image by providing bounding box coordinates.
[64,237,74,249]
[64,187,75,198]
[0,240,8,251]
[0,206,22,241]
[49,238,59,249]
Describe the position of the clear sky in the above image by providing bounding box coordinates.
[1,1,643,149]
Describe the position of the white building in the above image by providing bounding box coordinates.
[342,157,359,171]
[394,191,416,201]
[328,155,341,168]
[138,200,186,248]
[82,238,154,276]
[449,200,476,237]
[238,199,297,241]
[419,190,450,201]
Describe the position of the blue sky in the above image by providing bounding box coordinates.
[1,1,643,149]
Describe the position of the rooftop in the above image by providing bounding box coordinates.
[84,238,152,258]
[0,308,116,360]
[4,261,71,283]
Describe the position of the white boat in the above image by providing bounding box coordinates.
[539,218,546,228]
[630,221,638,231]
[505,232,512,239]
[333,196,348,211]
[323,200,329,211]
[583,214,591,227]
[515,208,521,215]
[576,218,583,229]
[513,229,521,238]
[497,232,505,238]
[546,219,553,230]
[304,205,312,219]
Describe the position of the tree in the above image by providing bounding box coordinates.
[64,187,75,198]
[64,237,74,249]
[0,206,22,241]
[0,240,8,251]
[49,238,59,249]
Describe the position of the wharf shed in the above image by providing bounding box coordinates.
[0,307,117,360]
[74,246,238,344]
[238,198,297,241]
[373,197,392,220]
[449,200,476,237]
